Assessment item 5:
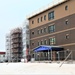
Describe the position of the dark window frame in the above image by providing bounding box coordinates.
[41,17,43,22]
[40,40,43,45]
[49,37,56,45]
[32,21,34,24]
[32,31,34,35]
[48,25,55,33]
[37,30,39,34]
[48,11,54,20]
[32,42,34,46]
[65,20,68,25]
[65,5,68,10]
[44,27,46,33]
[38,18,40,23]
[38,41,40,46]
[44,40,47,45]
[66,34,69,39]
[44,15,46,20]
[40,29,43,33]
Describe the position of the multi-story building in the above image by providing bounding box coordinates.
[0,52,6,62]
[27,0,75,60]
[6,33,12,62]
[11,28,22,62]
[22,20,29,60]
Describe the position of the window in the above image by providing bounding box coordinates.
[40,29,43,33]
[66,34,69,39]
[65,20,68,25]
[49,37,56,45]
[48,11,54,20]
[38,18,40,23]
[44,40,47,45]
[32,32,34,35]
[44,27,46,33]
[37,30,39,34]
[40,40,43,45]
[37,29,41,34]
[38,41,40,46]
[41,17,43,22]
[32,42,34,46]
[32,21,34,24]
[44,15,46,20]
[65,5,68,10]
[48,25,55,33]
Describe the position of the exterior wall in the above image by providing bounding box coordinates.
[22,21,29,59]
[29,0,75,29]
[30,14,75,50]
[28,0,75,60]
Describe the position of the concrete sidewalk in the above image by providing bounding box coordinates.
[0,62,75,75]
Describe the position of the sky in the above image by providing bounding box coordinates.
[0,0,54,51]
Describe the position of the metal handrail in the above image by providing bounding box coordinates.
[59,51,72,67]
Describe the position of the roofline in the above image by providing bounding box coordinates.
[33,45,64,51]
[27,0,70,20]
[0,52,6,54]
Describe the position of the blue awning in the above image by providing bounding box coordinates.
[34,45,64,52]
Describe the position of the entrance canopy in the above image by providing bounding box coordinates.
[34,45,64,52]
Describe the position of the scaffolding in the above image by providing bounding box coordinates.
[11,28,22,62]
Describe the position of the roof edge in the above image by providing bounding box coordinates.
[27,0,70,20]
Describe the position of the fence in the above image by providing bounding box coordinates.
[7,50,75,63]
[34,50,75,62]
